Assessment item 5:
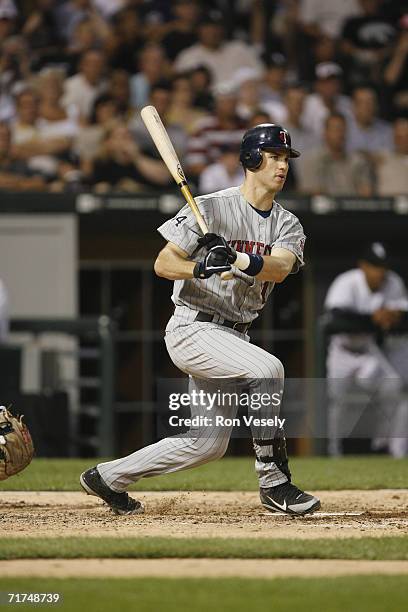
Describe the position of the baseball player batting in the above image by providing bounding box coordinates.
[80,123,321,516]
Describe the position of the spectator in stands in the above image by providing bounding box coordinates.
[158,0,201,62]
[377,117,408,196]
[62,49,107,121]
[130,43,171,109]
[0,121,46,191]
[0,275,8,342]
[109,69,133,119]
[108,7,145,73]
[298,31,341,85]
[36,69,79,140]
[189,65,214,111]
[55,0,88,42]
[298,113,374,196]
[21,0,63,70]
[65,17,107,75]
[247,110,271,128]
[383,21,408,116]
[36,68,81,188]
[260,53,288,106]
[55,0,110,47]
[198,143,244,194]
[174,15,263,87]
[284,84,321,151]
[0,0,17,43]
[92,0,125,20]
[347,86,393,156]
[167,74,207,135]
[341,0,398,87]
[283,84,320,189]
[0,36,31,122]
[302,62,353,137]
[298,0,360,40]
[130,80,187,160]
[10,89,39,144]
[127,1,171,33]
[234,67,264,122]
[313,35,339,66]
[186,83,246,179]
[90,122,171,192]
[75,93,118,175]
[11,89,73,180]
[260,53,304,124]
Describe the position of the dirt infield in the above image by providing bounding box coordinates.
[1,490,407,540]
[1,558,408,578]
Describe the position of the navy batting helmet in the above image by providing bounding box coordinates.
[240,123,300,170]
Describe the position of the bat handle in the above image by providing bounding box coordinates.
[179,184,233,281]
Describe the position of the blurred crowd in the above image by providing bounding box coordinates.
[0,0,407,196]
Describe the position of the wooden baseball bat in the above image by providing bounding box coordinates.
[140,105,232,280]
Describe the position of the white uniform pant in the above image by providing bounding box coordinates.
[98,314,287,492]
[327,341,408,457]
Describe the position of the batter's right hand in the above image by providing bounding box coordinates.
[193,245,232,279]
[197,233,237,264]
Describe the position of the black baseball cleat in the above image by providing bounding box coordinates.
[260,481,321,516]
[80,467,144,516]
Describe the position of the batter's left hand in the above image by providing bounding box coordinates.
[193,245,232,279]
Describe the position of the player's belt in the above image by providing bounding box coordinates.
[195,311,251,334]
[338,342,367,355]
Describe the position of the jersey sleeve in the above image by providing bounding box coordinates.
[272,215,306,274]
[325,275,355,311]
[385,273,408,311]
[157,201,206,256]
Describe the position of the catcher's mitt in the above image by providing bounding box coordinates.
[0,407,34,481]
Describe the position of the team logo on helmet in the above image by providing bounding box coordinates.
[279,130,288,144]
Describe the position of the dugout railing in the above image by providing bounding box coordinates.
[7,317,116,456]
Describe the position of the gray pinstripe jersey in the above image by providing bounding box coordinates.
[157,186,306,323]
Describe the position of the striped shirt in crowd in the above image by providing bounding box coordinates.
[186,116,246,169]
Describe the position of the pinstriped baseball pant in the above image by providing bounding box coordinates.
[98,315,288,492]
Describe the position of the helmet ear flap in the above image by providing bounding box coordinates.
[241,147,263,170]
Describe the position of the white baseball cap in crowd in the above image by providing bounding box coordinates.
[232,67,263,88]
[212,81,239,98]
[315,62,343,80]
[0,0,17,20]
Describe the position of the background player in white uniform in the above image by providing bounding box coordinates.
[325,243,408,457]
[80,124,321,516]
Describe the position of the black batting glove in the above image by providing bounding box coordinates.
[197,233,237,264]
[197,233,225,250]
[193,245,232,279]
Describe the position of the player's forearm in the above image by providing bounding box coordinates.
[133,154,171,185]
[0,173,47,191]
[255,255,292,283]
[384,51,407,85]
[154,250,195,280]
[232,250,293,283]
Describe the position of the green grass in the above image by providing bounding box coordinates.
[0,577,406,612]
[1,536,407,561]
[0,456,407,491]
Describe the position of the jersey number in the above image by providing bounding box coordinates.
[174,216,187,227]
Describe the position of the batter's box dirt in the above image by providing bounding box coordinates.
[0,490,407,540]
